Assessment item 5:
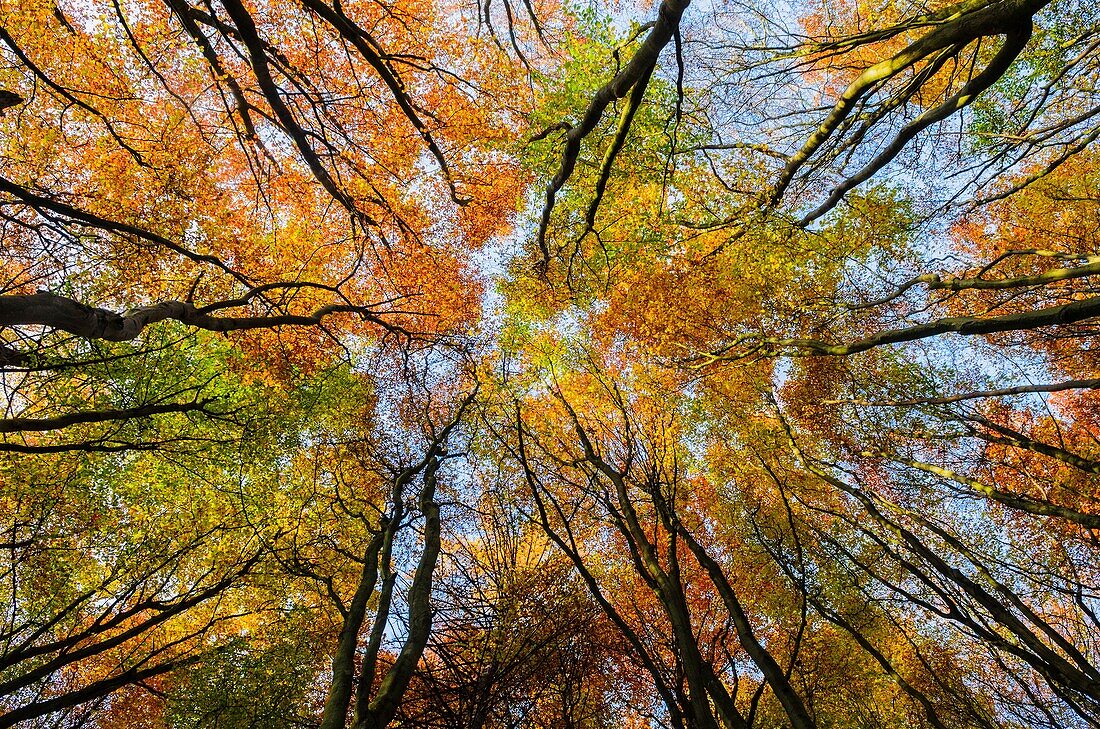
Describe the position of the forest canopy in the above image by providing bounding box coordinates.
[2,0,1100,725]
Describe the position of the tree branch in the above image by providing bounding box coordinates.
[0,292,395,342]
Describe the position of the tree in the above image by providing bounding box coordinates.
[397,494,641,728]
[3,0,1100,724]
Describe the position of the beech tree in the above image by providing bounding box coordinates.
[2,0,1100,725]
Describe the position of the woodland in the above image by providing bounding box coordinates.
[0,0,1099,725]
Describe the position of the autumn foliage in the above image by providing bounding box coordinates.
[2,0,1100,726]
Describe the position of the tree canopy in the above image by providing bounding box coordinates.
[2,0,1100,725]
